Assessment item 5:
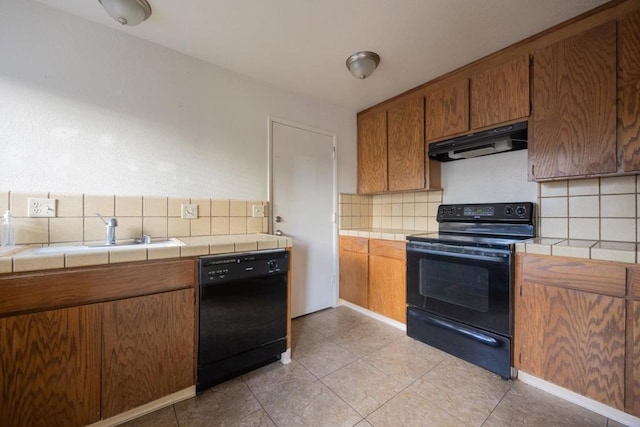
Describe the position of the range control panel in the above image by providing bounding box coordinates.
[437,202,534,223]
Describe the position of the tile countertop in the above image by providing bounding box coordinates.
[0,234,293,274]
[340,230,639,264]
[516,238,638,264]
[339,228,431,241]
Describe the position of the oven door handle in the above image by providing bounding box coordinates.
[422,316,501,347]
[407,247,509,263]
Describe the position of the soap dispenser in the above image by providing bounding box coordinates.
[1,210,15,247]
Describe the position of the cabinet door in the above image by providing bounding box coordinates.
[368,239,406,323]
[388,98,425,191]
[0,305,101,427]
[357,110,387,194]
[102,289,195,417]
[628,300,640,416]
[470,55,529,130]
[517,255,626,410]
[530,21,617,179]
[425,79,469,141]
[339,236,369,308]
[619,10,640,172]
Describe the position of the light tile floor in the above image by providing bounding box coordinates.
[123,306,628,427]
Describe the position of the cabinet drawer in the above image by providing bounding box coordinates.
[629,266,640,299]
[369,239,405,260]
[522,254,626,297]
[339,236,369,253]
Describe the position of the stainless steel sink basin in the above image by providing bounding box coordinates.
[17,238,184,256]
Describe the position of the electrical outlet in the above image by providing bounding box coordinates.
[392,205,401,216]
[28,198,56,217]
[252,205,265,218]
[181,204,198,219]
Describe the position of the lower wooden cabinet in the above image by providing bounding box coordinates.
[102,289,195,417]
[339,236,406,323]
[0,259,196,426]
[0,305,102,427]
[338,236,369,307]
[369,239,406,323]
[515,254,631,412]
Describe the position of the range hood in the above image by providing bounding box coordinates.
[428,121,528,162]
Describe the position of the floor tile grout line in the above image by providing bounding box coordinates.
[239,374,280,426]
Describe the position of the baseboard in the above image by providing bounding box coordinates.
[338,299,406,332]
[87,386,196,427]
[517,371,640,427]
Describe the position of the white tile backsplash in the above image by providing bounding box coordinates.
[569,218,599,240]
[541,197,568,217]
[540,181,568,197]
[568,196,599,218]
[600,176,636,194]
[600,194,635,218]
[568,178,599,196]
[601,218,635,242]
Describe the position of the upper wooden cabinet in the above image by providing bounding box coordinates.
[425,79,469,141]
[530,21,617,179]
[619,10,640,173]
[470,55,530,130]
[388,98,425,191]
[357,98,440,194]
[357,109,387,194]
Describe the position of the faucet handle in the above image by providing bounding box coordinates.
[96,213,117,226]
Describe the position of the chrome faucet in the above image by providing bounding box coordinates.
[96,213,118,245]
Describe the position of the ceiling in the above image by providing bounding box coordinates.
[35,0,609,111]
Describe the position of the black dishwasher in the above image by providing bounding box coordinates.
[197,249,288,393]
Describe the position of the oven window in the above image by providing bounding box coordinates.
[418,259,489,312]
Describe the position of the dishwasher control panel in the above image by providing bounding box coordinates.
[199,249,289,285]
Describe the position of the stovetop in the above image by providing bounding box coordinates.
[407,202,536,249]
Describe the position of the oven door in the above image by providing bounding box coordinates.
[406,241,512,336]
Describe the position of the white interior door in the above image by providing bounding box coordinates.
[271,120,336,318]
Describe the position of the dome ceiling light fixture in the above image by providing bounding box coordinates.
[346,51,381,79]
[98,0,152,26]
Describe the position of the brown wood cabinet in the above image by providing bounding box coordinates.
[339,236,406,324]
[357,110,387,194]
[388,98,425,191]
[515,254,627,410]
[0,259,196,426]
[530,22,617,179]
[102,288,195,418]
[357,98,440,194]
[469,55,530,130]
[627,266,640,417]
[619,9,640,173]
[425,79,469,141]
[368,239,406,323]
[338,236,369,308]
[0,305,102,427]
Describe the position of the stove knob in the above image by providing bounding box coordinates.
[516,206,526,216]
[268,260,279,271]
[504,206,513,216]
[448,207,456,215]
[439,207,446,216]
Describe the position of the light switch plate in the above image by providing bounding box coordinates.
[28,198,56,217]
[181,204,198,219]
[252,205,265,218]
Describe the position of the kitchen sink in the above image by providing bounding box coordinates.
[17,238,184,256]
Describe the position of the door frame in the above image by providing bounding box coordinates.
[267,116,339,308]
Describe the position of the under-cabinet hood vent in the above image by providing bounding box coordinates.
[428,121,527,162]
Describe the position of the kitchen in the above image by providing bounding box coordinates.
[1,0,639,426]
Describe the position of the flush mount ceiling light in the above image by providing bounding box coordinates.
[98,0,152,26]
[346,51,380,79]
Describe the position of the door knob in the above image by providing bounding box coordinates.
[275,216,282,223]
[275,230,283,236]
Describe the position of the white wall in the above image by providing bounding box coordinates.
[0,0,357,199]
[441,150,538,204]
